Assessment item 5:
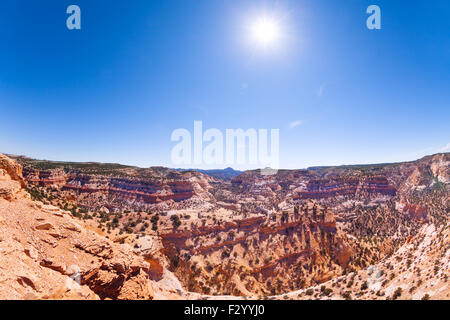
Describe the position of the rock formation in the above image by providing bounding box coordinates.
[0,154,159,300]
[161,201,355,296]
[1,152,448,300]
[16,158,215,212]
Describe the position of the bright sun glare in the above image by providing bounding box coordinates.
[251,16,280,47]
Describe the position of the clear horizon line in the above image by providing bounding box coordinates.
[2,151,448,172]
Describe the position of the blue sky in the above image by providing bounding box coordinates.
[0,0,449,169]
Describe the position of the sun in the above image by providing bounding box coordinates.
[250,16,280,47]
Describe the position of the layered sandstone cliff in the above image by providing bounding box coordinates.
[269,221,449,301]
[17,159,215,212]
[293,175,396,200]
[160,201,356,296]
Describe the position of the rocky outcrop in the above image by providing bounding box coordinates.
[397,202,428,221]
[75,239,154,299]
[22,167,68,187]
[0,154,158,300]
[0,154,27,201]
[0,154,26,188]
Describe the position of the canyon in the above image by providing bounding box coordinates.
[0,152,448,300]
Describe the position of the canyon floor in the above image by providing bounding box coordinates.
[0,153,448,300]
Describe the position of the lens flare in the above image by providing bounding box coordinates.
[251,16,280,47]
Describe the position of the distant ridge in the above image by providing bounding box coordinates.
[176,167,243,180]
[307,152,450,171]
